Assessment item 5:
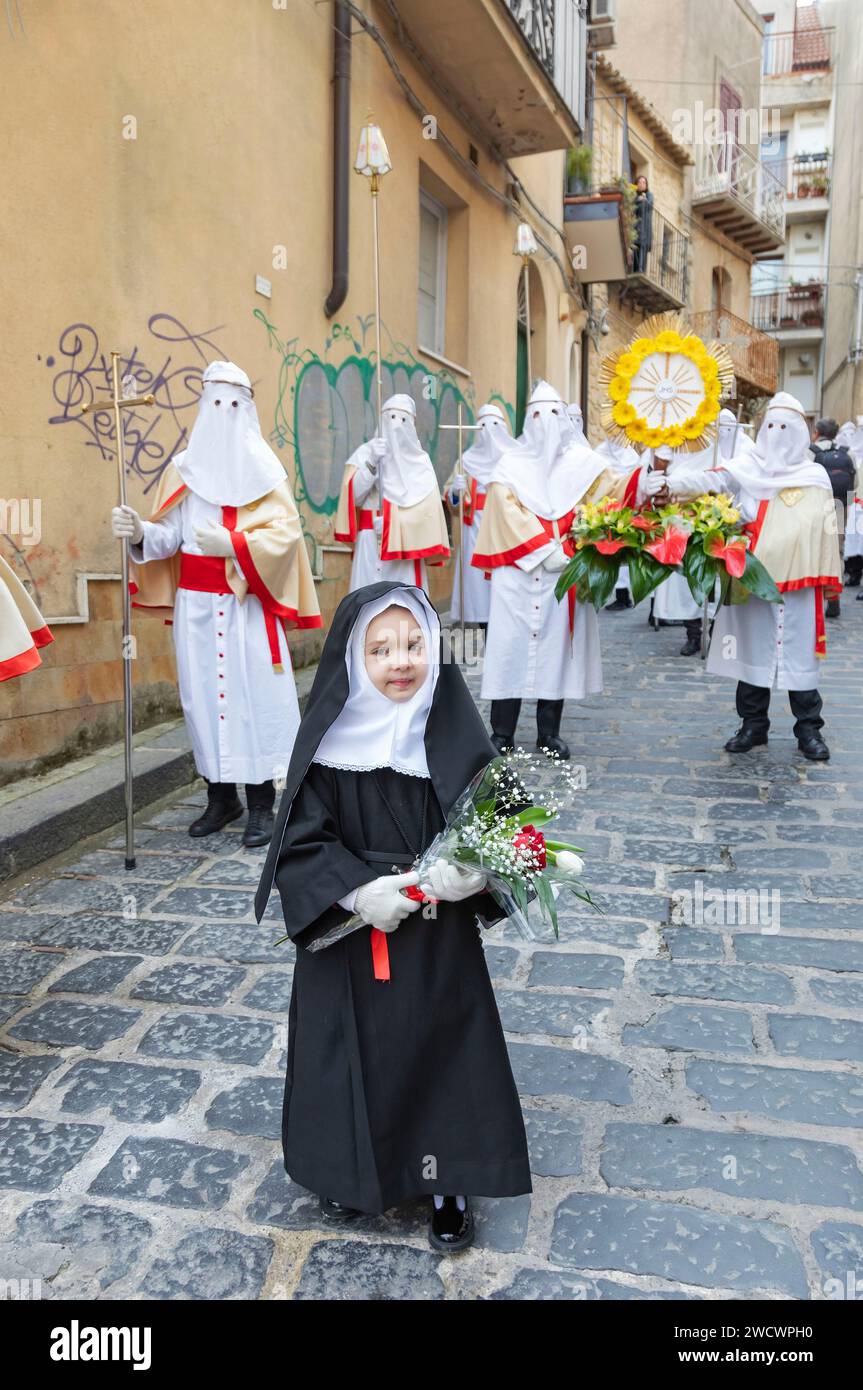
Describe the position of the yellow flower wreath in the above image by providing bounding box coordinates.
[603,324,730,450]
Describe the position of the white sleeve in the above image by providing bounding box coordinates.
[515,541,556,572]
[351,457,378,508]
[337,888,359,913]
[669,464,734,499]
[129,509,184,564]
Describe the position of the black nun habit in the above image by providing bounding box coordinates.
[254,581,532,1214]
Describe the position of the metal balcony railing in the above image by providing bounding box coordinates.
[505,0,587,128]
[693,137,786,244]
[762,26,834,77]
[750,284,826,333]
[507,0,555,75]
[764,153,831,201]
[628,205,689,306]
[690,307,779,397]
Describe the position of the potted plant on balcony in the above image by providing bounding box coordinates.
[566,144,593,196]
[796,180,811,198]
[801,306,824,327]
[810,174,829,197]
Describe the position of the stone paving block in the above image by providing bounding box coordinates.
[56,1059,201,1123]
[196,858,266,886]
[178,924,291,964]
[636,960,795,1005]
[549,1193,808,1296]
[489,1269,697,1299]
[7,999,142,1049]
[523,1107,583,1176]
[240,971,295,1012]
[0,1117,103,1191]
[501,917,644,951]
[0,997,22,1025]
[0,912,69,943]
[809,1221,863,1301]
[60,851,206,882]
[686,1059,863,1129]
[807,875,860,900]
[130,962,247,1006]
[705,801,809,822]
[528,951,625,991]
[623,1004,753,1053]
[35,915,189,956]
[48,955,144,995]
[661,778,761,801]
[767,1013,863,1064]
[508,1041,633,1104]
[150,886,256,921]
[776,825,860,848]
[88,1135,249,1210]
[10,1199,153,1293]
[600,1122,863,1210]
[293,1239,445,1300]
[0,1052,62,1109]
[809,975,863,1009]
[496,990,610,1038]
[137,1011,276,1066]
[662,928,724,961]
[575,861,658,888]
[622,840,723,869]
[0,949,64,994]
[16,878,162,914]
[481,945,520,980]
[205,1076,284,1140]
[733,934,863,974]
[733,847,831,870]
[140,1227,274,1300]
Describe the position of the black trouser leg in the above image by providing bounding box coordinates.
[735,680,771,736]
[846,556,863,584]
[245,780,276,811]
[490,699,521,740]
[789,689,824,741]
[536,699,564,741]
[206,779,238,805]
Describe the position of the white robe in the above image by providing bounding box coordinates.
[133,491,300,784]
[346,454,429,593]
[480,547,603,701]
[449,504,490,622]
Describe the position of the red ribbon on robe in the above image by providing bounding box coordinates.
[538,509,577,636]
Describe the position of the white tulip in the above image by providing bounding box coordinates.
[555,850,584,874]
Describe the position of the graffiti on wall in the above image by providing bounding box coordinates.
[42,315,228,497]
[253,309,514,520]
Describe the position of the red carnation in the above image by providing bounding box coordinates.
[513,825,547,868]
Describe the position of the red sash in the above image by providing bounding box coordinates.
[538,509,577,636]
[178,552,287,670]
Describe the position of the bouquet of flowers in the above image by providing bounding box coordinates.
[676,493,780,605]
[554,495,673,609]
[414,751,598,941]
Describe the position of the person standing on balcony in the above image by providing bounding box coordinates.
[471,380,643,759]
[632,175,654,274]
[334,395,450,594]
[652,392,841,762]
[811,418,856,618]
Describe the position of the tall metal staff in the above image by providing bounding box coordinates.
[700,398,745,659]
[514,222,539,392]
[81,354,154,867]
[355,116,392,556]
[440,406,482,640]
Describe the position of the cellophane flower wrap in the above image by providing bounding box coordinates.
[414,751,598,941]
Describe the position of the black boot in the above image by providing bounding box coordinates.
[845,557,862,587]
[724,726,768,753]
[188,780,244,837]
[243,780,276,847]
[679,619,701,656]
[319,1195,362,1222]
[429,1195,474,1253]
[605,587,633,611]
[790,689,829,761]
[826,596,840,619]
[490,699,521,754]
[725,681,769,752]
[536,699,570,760]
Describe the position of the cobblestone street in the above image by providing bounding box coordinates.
[1,601,862,1301]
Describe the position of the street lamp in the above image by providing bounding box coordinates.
[514,221,539,388]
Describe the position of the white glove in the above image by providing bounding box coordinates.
[643,469,668,497]
[194,520,235,557]
[541,541,570,573]
[418,859,486,903]
[354,871,422,933]
[368,437,387,469]
[111,504,144,545]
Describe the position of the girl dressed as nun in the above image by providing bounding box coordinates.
[254,580,531,1251]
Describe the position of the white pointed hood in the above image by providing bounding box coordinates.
[173,360,286,507]
[462,403,512,487]
[376,394,438,508]
[491,381,607,517]
[719,392,830,499]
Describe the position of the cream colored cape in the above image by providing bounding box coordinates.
[472,466,640,570]
[747,486,841,591]
[0,554,54,682]
[334,465,450,563]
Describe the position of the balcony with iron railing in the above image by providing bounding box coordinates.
[624,205,689,312]
[692,137,786,255]
[762,26,834,77]
[765,152,831,222]
[750,283,826,339]
[690,307,779,398]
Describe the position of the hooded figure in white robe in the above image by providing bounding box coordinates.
[334,395,449,593]
[659,392,841,759]
[471,380,643,756]
[838,418,863,576]
[448,403,511,623]
[113,360,322,843]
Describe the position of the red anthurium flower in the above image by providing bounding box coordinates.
[706,536,747,577]
[631,515,657,532]
[645,526,689,566]
[594,538,628,555]
[513,825,547,869]
[602,499,624,512]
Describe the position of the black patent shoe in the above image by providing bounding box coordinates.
[798,734,830,762]
[536,735,570,760]
[724,727,768,753]
[429,1196,474,1254]
[188,798,244,837]
[243,805,275,848]
[319,1195,362,1222]
[679,635,701,656]
[491,733,515,755]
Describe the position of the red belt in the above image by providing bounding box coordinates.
[358,508,380,530]
[463,480,487,528]
[539,511,577,637]
[178,552,286,670]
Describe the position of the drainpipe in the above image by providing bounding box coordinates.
[324,1,351,318]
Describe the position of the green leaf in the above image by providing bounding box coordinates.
[740,552,782,603]
[682,539,719,605]
[584,551,621,609]
[628,549,672,606]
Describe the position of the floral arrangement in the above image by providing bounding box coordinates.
[676,492,780,605]
[414,752,597,940]
[599,312,734,454]
[553,495,670,608]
